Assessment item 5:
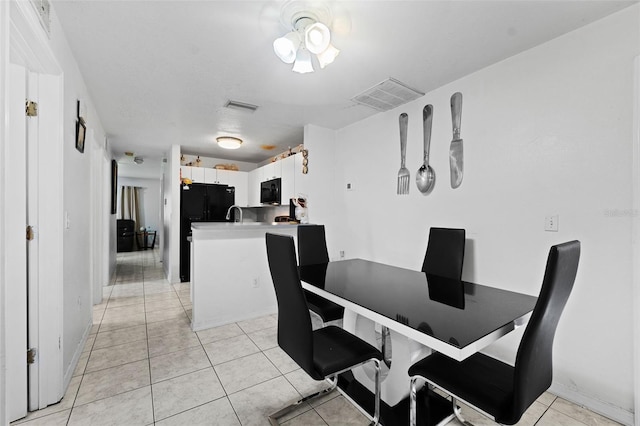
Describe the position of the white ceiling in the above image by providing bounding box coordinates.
[53,0,635,169]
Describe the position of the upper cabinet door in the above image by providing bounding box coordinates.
[294,152,309,196]
[261,161,282,181]
[180,166,192,181]
[281,154,296,202]
[190,167,205,183]
[221,171,249,206]
[204,168,218,184]
[248,169,261,206]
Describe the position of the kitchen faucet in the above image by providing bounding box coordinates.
[225,205,243,223]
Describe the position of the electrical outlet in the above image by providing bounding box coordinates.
[346,183,353,191]
[339,250,345,259]
[252,278,259,288]
[544,215,559,232]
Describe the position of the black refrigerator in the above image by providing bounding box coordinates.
[180,183,235,282]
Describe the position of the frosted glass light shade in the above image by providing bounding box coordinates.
[217,136,243,150]
[317,43,340,68]
[304,22,330,54]
[292,48,314,74]
[273,31,300,64]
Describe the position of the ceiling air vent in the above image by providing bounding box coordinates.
[224,100,259,113]
[351,78,424,112]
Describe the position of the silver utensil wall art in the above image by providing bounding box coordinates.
[397,113,410,194]
[449,92,464,189]
[395,92,465,195]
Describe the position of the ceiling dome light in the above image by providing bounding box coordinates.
[273,31,300,64]
[304,22,330,54]
[217,136,243,150]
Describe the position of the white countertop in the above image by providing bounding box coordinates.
[191,222,301,231]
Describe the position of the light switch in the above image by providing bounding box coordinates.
[544,215,559,232]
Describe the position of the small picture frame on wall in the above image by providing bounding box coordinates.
[111,160,118,214]
[75,99,86,153]
[75,118,86,153]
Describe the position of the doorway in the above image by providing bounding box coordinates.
[3,1,65,422]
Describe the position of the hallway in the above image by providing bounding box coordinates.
[10,250,621,425]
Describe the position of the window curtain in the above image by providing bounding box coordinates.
[120,186,142,230]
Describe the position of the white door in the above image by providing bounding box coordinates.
[7,63,29,422]
[26,70,41,412]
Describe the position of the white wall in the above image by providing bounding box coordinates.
[322,6,638,423]
[0,1,9,421]
[117,177,162,234]
[46,4,110,382]
[163,145,181,283]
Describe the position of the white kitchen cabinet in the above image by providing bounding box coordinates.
[248,169,261,206]
[222,171,249,207]
[280,155,296,204]
[294,152,309,196]
[203,168,218,184]
[190,166,205,183]
[261,161,281,181]
[180,166,192,181]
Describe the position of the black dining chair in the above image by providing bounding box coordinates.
[408,240,581,426]
[381,227,466,364]
[266,233,383,425]
[297,225,344,324]
[421,227,466,279]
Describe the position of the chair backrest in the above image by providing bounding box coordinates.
[506,240,581,424]
[297,225,330,266]
[421,228,466,280]
[265,233,321,379]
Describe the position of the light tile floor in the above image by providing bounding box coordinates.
[12,249,621,426]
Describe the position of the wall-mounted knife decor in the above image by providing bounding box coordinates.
[449,92,464,189]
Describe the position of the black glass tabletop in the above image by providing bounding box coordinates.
[299,259,537,351]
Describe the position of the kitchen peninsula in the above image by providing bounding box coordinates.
[189,222,299,331]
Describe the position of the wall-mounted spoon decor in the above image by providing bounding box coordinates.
[416,105,435,194]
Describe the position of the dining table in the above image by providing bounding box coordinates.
[299,258,538,425]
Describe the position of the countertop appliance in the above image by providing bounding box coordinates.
[180,183,235,282]
[260,178,281,205]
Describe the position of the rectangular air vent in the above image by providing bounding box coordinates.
[351,78,424,112]
[224,100,259,113]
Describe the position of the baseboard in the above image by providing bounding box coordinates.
[62,320,92,393]
[191,307,277,332]
[548,382,634,426]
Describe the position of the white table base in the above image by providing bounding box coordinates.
[343,309,432,407]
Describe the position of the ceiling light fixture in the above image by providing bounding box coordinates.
[273,3,339,74]
[217,136,243,150]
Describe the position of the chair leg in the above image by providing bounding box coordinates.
[409,376,418,426]
[371,358,381,426]
[268,376,338,425]
[452,397,473,426]
[381,326,391,367]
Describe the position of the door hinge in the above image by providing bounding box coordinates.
[26,225,34,241]
[27,348,37,365]
[25,100,38,117]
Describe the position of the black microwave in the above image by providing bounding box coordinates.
[260,178,281,205]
